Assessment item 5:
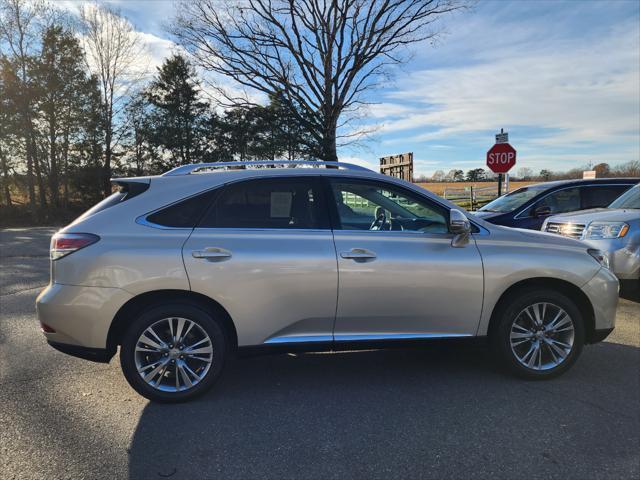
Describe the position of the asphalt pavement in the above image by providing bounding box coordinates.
[1,227,638,480]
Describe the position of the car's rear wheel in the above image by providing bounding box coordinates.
[120,303,227,402]
[492,289,585,379]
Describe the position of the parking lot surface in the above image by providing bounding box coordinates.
[1,227,639,479]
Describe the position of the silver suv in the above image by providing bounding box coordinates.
[542,184,640,280]
[36,161,619,402]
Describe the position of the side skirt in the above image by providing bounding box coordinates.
[237,336,487,358]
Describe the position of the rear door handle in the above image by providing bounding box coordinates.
[340,248,377,260]
[192,248,232,261]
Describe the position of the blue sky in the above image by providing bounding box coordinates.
[61,0,640,178]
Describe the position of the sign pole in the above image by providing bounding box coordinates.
[487,129,516,197]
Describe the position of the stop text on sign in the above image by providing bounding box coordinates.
[486,143,516,174]
[487,151,515,165]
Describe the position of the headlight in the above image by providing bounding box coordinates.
[587,248,610,269]
[583,222,629,240]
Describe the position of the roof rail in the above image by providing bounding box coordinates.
[162,160,371,176]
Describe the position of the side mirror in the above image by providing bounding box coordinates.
[449,209,471,234]
[449,209,471,248]
[533,205,552,217]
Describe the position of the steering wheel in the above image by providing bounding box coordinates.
[369,207,390,231]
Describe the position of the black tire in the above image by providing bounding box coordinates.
[491,288,585,379]
[120,303,227,403]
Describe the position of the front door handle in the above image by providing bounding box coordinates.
[340,248,377,260]
[192,247,232,261]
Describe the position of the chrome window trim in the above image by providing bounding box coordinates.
[136,172,492,235]
[326,175,489,236]
[137,175,330,230]
[513,183,634,220]
[135,215,194,231]
[190,227,332,234]
[333,228,450,237]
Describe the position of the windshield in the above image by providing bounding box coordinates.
[479,185,546,213]
[608,185,640,209]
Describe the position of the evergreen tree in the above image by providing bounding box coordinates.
[123,94,153,175]
[145,54,209,167]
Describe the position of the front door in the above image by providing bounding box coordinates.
[327,178,484,340]
[183,176,338,347]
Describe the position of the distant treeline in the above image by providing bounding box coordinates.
[0,1,319,226]
[416,162,640,184]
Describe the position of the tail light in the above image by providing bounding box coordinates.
[50,233,100,260]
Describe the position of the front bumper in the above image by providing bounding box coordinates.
[582,238,640,280]
[36,283,132,350]
[581,267,619,339]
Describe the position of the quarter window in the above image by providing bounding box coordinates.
[198,178,328,229]
[329,179,448,233]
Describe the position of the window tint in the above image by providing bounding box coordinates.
[146,189,218,228]
[330,179,448,233]
[531,187,581,215]
[75,181,149,222]
[199,178,328,229]
[479,185,546,213]
[609,185,640,209]
[582,185,629,209]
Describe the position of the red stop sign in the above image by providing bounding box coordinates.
[486,143,516,174]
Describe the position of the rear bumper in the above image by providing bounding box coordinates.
[36,283,132,349]
[47,341,115,363]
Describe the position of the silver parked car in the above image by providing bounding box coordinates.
[37,161,619,402]
[543,184,640,280]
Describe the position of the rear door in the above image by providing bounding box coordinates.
[183,176,338,347]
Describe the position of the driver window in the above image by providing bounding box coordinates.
[530,187,580,215]
[330,179,448,233]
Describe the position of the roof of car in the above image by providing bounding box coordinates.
[112,160,380,184]
[520,177,639,190]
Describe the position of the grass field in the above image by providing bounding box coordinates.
[416,181,535,196]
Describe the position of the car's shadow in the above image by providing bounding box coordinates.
[620,280,640,303]
[127,341,640,479]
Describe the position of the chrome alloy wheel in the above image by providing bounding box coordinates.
[134,317,214,392]
[509,302,575,371]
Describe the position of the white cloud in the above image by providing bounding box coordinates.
[362,10,640,176]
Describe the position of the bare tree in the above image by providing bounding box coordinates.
[172,0,465,162]
[79,3,145,195]
[431,169,445,182]
[517,167,533,180]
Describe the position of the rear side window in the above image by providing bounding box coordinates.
[146,189,218,228]
[581,185,630,209]
[198,177,328,229]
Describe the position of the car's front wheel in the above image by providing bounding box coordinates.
[120,303,227,402]
[492,289,585,379]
